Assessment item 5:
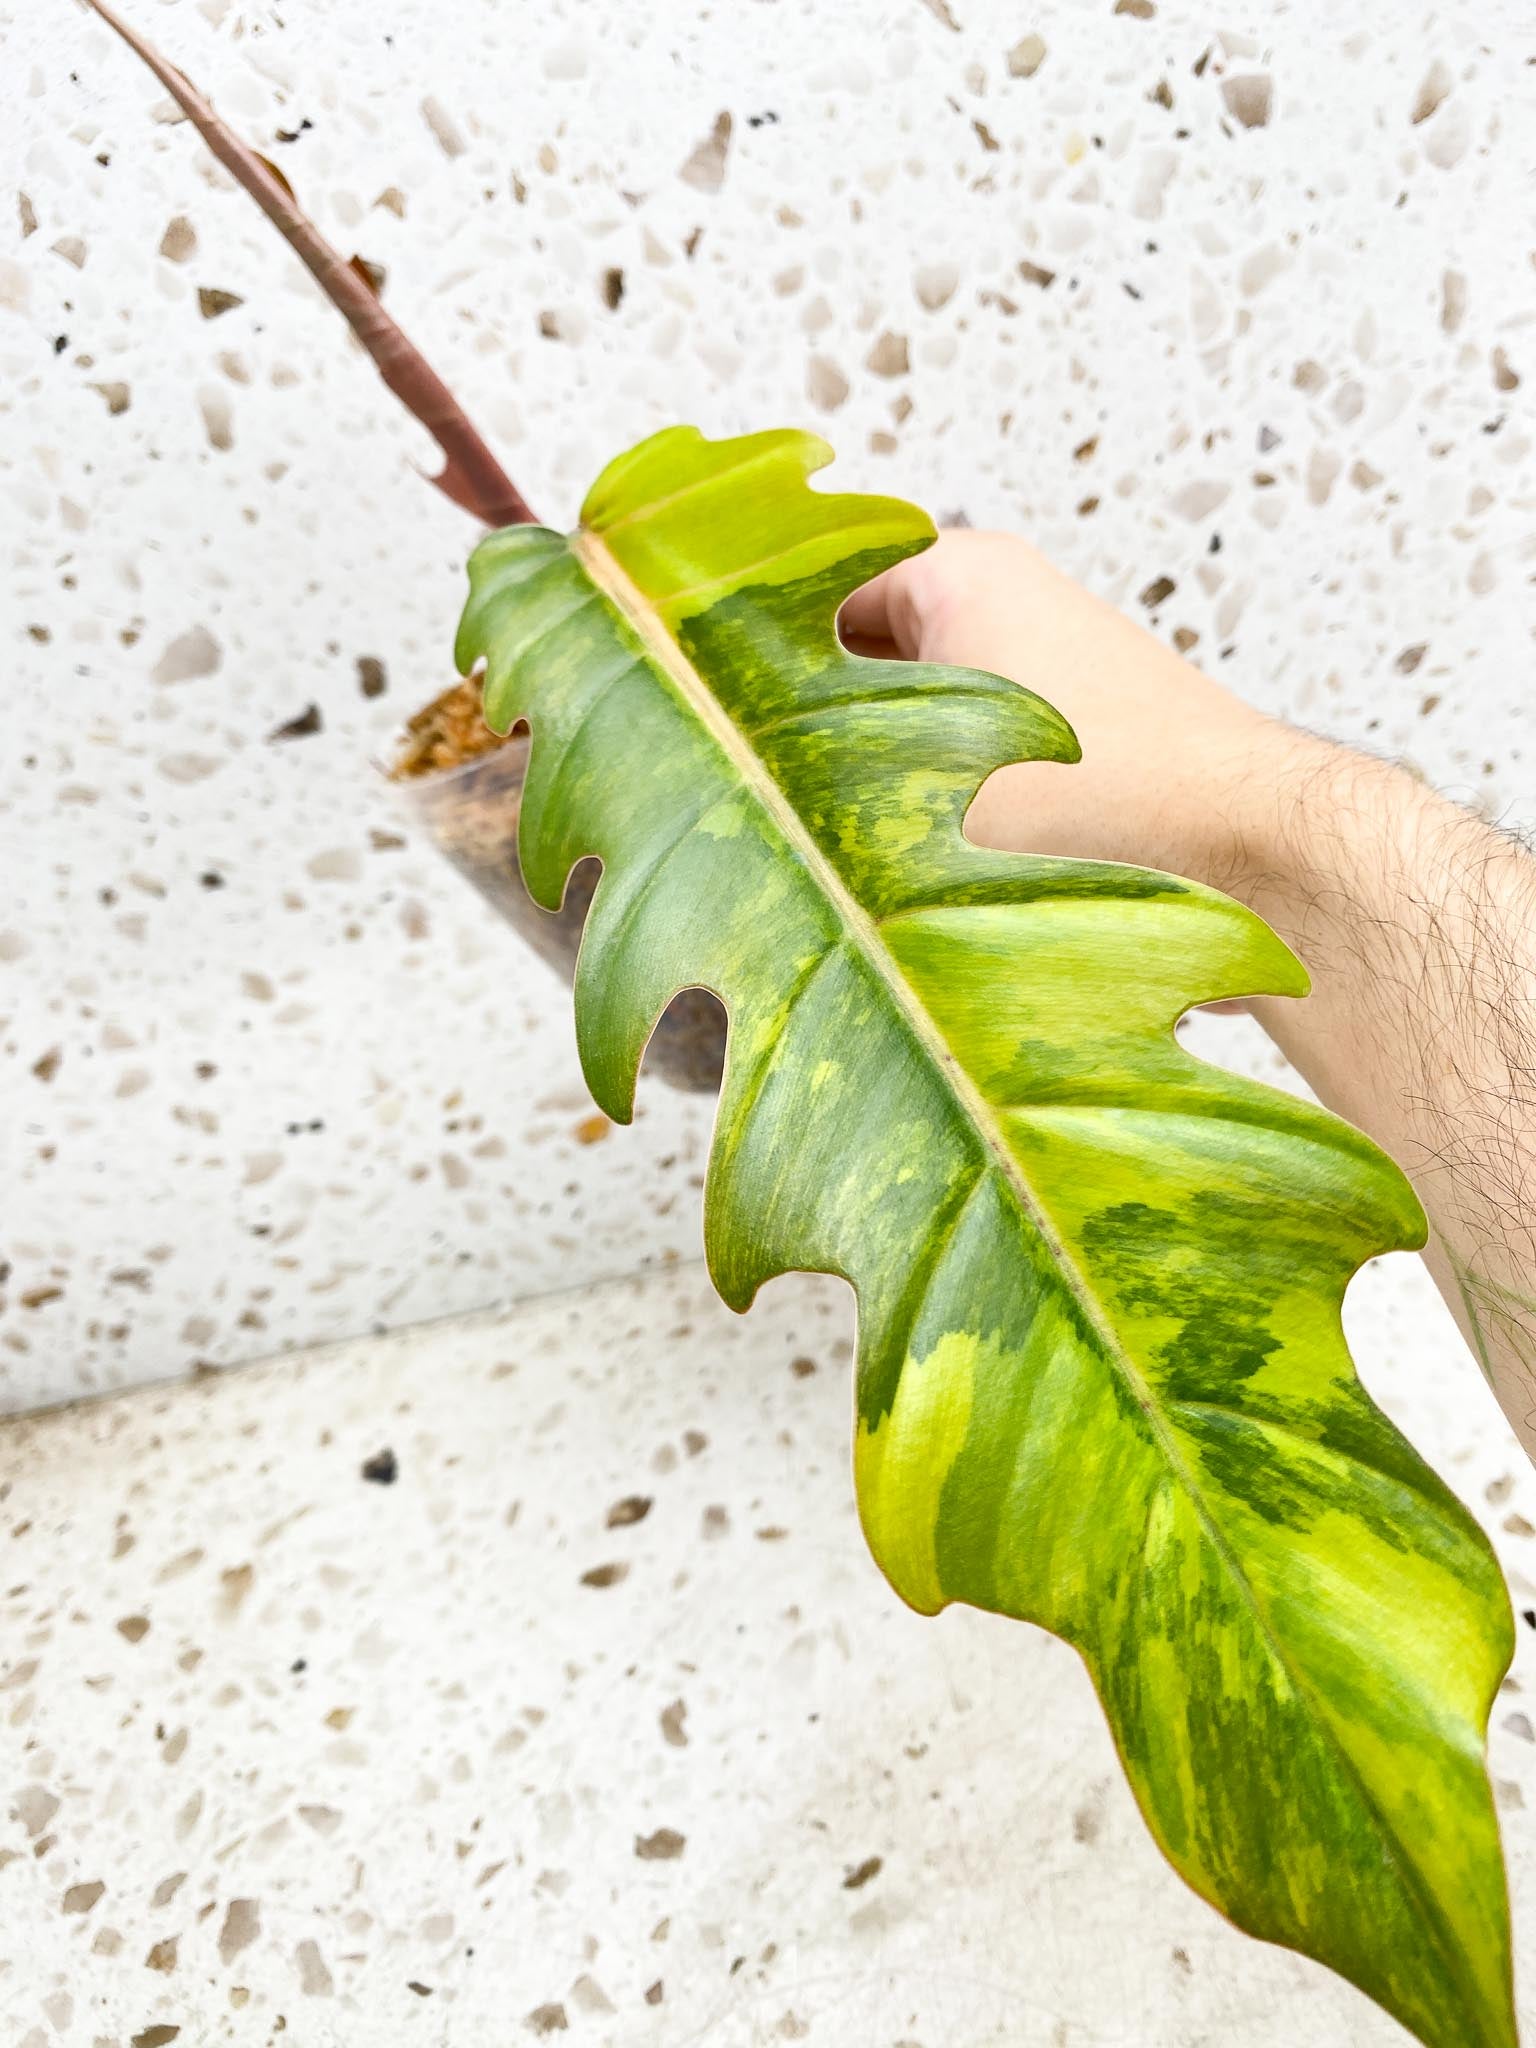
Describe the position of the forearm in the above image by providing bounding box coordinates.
[1232,734,1536,1440]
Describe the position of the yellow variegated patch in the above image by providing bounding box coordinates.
[455,425,1514,2048]
[855,1326,982,1615]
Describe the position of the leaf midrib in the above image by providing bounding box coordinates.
[569,523,1487,2028]
[573,525,1216,1435]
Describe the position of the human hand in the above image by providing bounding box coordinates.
[838,529,1295,892]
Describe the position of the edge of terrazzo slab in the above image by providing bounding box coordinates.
[0,1254,723,1434]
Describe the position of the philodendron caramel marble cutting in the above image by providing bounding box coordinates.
[455,424,1515,2048]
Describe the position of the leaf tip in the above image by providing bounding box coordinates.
[577,1060,637,1131]
[792,427,838,476]
[1273,940,1311,1000]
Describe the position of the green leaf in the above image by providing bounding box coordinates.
[456,425,1514,2047]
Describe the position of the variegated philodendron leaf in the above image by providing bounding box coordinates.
[455,426,1514,2047]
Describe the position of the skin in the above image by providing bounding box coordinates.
[841,531,1536,1458]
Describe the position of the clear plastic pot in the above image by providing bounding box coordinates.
[388,684,727,1094]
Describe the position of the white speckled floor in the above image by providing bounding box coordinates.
[3,1255,1534,2046]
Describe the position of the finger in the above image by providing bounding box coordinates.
[839,627,902,661]
[838,563,915,657]
[836,567,895,644]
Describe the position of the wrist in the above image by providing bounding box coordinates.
[1175,718,1336,907]
[1204,727,1460,984]
[1090,703,1311,903]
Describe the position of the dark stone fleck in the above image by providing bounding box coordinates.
[361,1448,398,1486]
[842,1855,883,1890]
[634,1826,685,1861]
[269,703,323,741]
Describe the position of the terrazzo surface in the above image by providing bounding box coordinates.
[3,1255,1536,2047]
[3,0,1534,1408]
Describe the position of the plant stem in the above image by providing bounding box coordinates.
[81,0,538,529]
